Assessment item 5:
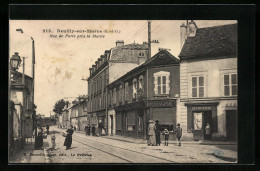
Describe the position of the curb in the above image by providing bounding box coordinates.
[213,153,237,162]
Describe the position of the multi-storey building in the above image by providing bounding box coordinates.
[178,21,238,141]
[87,41,148,135]
[107,49,180,139]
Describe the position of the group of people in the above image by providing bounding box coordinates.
[147,120,182,146]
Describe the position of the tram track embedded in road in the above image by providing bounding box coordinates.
[62,130,177,163]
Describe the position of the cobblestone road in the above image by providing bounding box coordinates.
[45,127,236,163]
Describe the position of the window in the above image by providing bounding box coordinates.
[139,52,144,57]
[154,71,170,95]
[224,73,237,96]
[126,111,135,131]
[192,76,204,97]
[132,78,138,99]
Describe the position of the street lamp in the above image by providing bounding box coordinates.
[10,52,22,71]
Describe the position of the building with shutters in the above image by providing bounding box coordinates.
[107,49,180,140]
[178,21,238,141]
[87,41,148,136]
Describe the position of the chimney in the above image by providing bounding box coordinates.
[180,22,188,49]
[187,20,197,37]
[89,68,93,75]
[105,50,110,60]
[116,40,124,47]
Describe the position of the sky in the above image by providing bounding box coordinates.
[9,20,237,117]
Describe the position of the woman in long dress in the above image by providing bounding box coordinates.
[64,126,74,150]
[147,120,156,146]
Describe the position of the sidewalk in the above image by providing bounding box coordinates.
[9,139,49,163]
[100,134,237,145]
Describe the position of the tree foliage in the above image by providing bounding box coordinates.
[53,99,69,115]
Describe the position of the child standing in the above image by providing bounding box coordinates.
[176,123,182,146]
[162,128,170,146]
[51,132,56,151]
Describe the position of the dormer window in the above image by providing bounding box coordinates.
[139,52,144,57]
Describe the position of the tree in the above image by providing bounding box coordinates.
[53,99,69,116]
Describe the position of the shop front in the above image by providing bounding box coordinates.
[114,99,177,140]
[97,111,106,136]
[185,102,219,140]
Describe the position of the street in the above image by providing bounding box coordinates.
[44,126,237,163]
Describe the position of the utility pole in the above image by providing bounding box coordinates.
[148,20,151,60]
[22,57,25,84]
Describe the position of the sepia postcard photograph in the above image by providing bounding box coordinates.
[8,18,240,164]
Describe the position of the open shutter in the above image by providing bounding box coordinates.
[154,76,158,94]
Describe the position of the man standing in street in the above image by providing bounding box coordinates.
[176,123,182,146]
[155,120,161,146]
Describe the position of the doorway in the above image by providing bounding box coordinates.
[110,115,113,135]
[226,110,237,141]
[192,111,212,140]
[203,111,212,140]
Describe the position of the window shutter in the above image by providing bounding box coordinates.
[154,76,158,94]
[166,75,170,94]
[125,83,129,102]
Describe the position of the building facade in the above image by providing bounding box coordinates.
[10,70,34,153]
[87,41,148,135]
[107,50,180,140]
[178,21,238,141]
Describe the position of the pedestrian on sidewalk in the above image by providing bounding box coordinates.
[162,128,170,146]
[51,131,56,151]
[205,123,211,140]
[64,125,74,150]
[176,123,182,146]
[147,120,156,146]
[155,120,161,146]
[36,127,44,149]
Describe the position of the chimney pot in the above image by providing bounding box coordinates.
[116,40,124,47]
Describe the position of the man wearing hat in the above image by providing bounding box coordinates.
[147,120,156,146]
[176,123,182,146]
[155,120,161,146]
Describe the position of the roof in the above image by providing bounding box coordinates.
[108,50,179,86]
[179,23,237,59]
[110,43,148,61]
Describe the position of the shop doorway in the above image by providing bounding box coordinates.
[192,111,212,140]
[110,115,113,135]
[203,111,212,140]
[226,110,237,141]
